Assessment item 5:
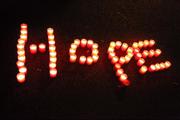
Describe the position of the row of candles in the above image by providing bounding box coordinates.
[16,24,28,83]
[107,40,171,86]
[69,39,99,65]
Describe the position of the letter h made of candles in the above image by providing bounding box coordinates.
[16,24,57,83]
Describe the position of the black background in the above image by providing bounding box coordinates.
[2,0,180,119]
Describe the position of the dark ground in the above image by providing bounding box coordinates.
[1,0,180,119]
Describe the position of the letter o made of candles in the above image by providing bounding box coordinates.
[107,41,134,86]
[69,39,99,65]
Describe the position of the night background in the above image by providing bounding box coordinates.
[1,0,180,119]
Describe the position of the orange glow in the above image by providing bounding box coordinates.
[70,54,77,63]
[17,50,25,56]
[86,56,93,65]
[17,73,25,83]
[108,52,115,59]
[69,48,76,54]
[160,62,166,70]
[138,41,144,48]
[135,53,142,60]
[29,44,37,54]
[139,65,147,74]
[20,35,27,40]
[39,43,46,52]
[18,39,25,44]
[49,51,57,57]
[18,56,26,62]
[127,47,133,53]
[17,44,24,49]
[79,56,86,64]
[155,63,161,71]
[48,40,55,45]
[71,43,78,49]
[92,43,98,49]
[49,45,56,51]
[111,56,118,64]
[20,29,27,34]
[50,68,57,78]
[48,35,55,40]
[132,42,138,48]
[164,61,171,68]
[21,23,27,29]
[137,58,145,66]
[119,74,130,86]
[108,47,114,53]
[124,55,131,63]
[142,50,149,58]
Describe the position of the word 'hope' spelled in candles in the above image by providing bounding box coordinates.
[16,23,172,87]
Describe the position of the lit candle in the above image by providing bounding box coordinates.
[16,61,25,68]
[111,56,118,64]
[116,68,124,77]
[138,41,144,48]
[87,40,94,48]
[160,62,166,70]
[155,63,161,71]
[19,66,27,74]
[17,50,25,56]
[18,55,26,62]
[137,58,145,66]
[79,56,86,64]
[18,39,25,44]
[154,49,161,57]
[81,39,87,47]
[108,52,115,59]
[48,40,55,45]
[16,73,25,83]
[108,47,114,53]
[115,41,122,49]
[164,61,171,68]
[114,63,121,70]
[92,49,99,55]
[69,48,76,54]
[139,65,147,74]
[30,44,37,54]
[74,39,80,45]
[119,57,126,65]
[109,41,116,48]
[69,54,77,63]
[135,53,142,60]
[49,45,56,51]
[142,50,149,58]
[148,64,156,72]
[92,55,99,63]
[47,28,54,34]
[92,43,98,49]
[20,35,27,40]
[17,44,24,49]
[148,49,155,57]
[71,43,78,49]
[127,47,133,53]
[125,55,131,63]
[121,43,128,51]
[21,23,27,29]
[143,40,149,47]
[86,56,93,65]
[149,39,155,47]
[50,57,57,63]
[132,42,138,48]
[49,51,57,57]
[48,35,55,40]
[119,74,130,86]
[39,43,46,53]
[50,68,57,78]
[49,63,56,68]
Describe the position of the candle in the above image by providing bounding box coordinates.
[48,35,55,40]
[16,61,25,68]
[69,48,76,54]
[143,40,149,47]
[50,57,57,63]
[86,56,93,65]
[148,49,155,57]
[30,44,37,54]
[79,56,86,64]
[92,49,99,55]
[16,73,25,83]
[139,65,147,74]
[21,23,27,29]
[71,43,78,49]
[87,40,94,48]
[109,41,116,48]
[17,44,24,49]
[138,41,144,48]
[127,47,133,53]
[39,43,46,53]
[92,43,98,49]
[142,50,149,58]
[111,56,118,64]
[108,52,115,59]
[48,40,55,45]
[119,57,126,65]
[49,45,56,51]
[49,63,56,68]
[132,42,138,48]
[116,68,124,77]
[164,61,171,68]
[121,43,128,51]
[18,55,26,62]
[47,28,54,34]
[17,50,25,56]
[154,49,161,57]
[50,68,57,78]
[114,63,121,70]
[108,47,114,53]
[19,66,27,74]
[135,53,142,60]
[148,64,156,72]
[49,51,57,57]
[81,39,87,47]
[115,41,122,49]
[155,63,161,71]
[92,55,99,63]
[137,58,145,66]
[69,54,77,63]
[74,39,80,45]
[149,39,155,47]
[119,74,130,86]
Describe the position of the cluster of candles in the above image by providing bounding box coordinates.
[16,24,28,83]
[16,23,172,85]
[69,39,99,65]
[107,40,171,86]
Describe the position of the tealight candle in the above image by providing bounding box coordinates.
[30,44,37,54]
[149,39,155,47]
[154,49,161,57]
[69,54,77,63]
[79,56,86,64]
[114,63,121,70]
[121,43,128,51]
[119,57,126,65]
[16,73,25,83]
[143,40,149,47]
[116,68,124,77]
[87,40,94,48]
[111,56,118,64]
[108,52,115,59]
[137,58,145,66]
[19,66,27,74]
[81,39,87,47]
[16,61,25,68]
[92,55,99,63]
[50,68,57,78]
[148,49,155,57]
[74,39,80,45]
[149,64,156,72]
[39,43,46,53]
[119,74,130,86]
[86,56,93,65]
[139,65,147,74]
[115,41,122,49]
